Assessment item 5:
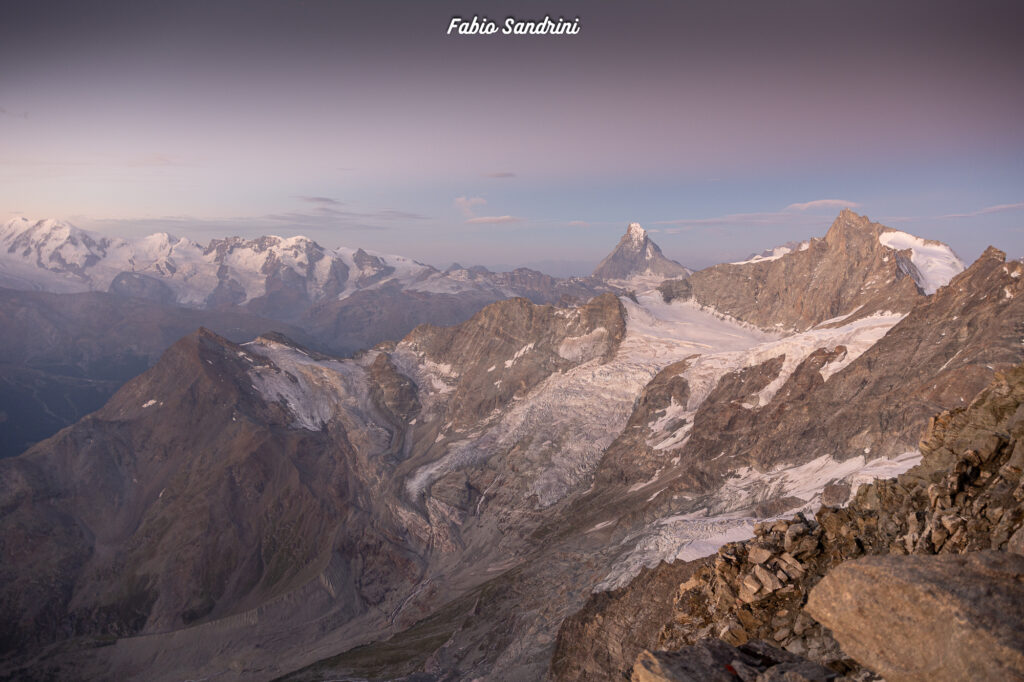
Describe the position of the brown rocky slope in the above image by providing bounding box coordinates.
[680,210,936,331]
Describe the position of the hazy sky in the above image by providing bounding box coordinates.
[2,0,1022,273]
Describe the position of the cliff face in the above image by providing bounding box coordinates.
[683,210,958,331]
[549,362,1024,681]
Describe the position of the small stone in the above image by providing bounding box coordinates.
[784,523,809,552]
[793,612,815,636]
[742,573,762,594]
[1008,526,1024,555]
[940,514,963,533]
[754,564,783,593]
[772,627,791,642]
[986,507,1005,524]
[748,546,773,565]
[784,639,807,657]
[736,608,757,630]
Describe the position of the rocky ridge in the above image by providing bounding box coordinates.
[673,210,963,332]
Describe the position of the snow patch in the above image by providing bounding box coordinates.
[730,245,792,265]
[557,327,609,362]
[596,450,922,591]
[504,342,535,368]
[878,230,964,295]
[141,400,157,409]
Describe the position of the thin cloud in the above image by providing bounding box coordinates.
[372,209,430,220]
[297,195,344,206]
[785,199,860,211]
[568,220,590,227]
[939,201,1024,219]
[454,196,487,217]
[465,215,524,224]
[483,171,516,178]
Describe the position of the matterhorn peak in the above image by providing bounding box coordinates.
[592,222,689,281]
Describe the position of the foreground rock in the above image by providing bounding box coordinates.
[631,639,836,682]
[806,551,1024,682]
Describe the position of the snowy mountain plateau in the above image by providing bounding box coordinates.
[1,211,1021,682]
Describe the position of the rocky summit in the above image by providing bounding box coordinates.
[592,223,691,281]
[0,211,1020,681]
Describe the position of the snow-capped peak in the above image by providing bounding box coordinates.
[877,229,965,295]
[1,217,79,242]
[592,223,689,281]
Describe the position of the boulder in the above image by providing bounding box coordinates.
[806,551,1024,682]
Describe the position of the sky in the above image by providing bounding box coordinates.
[2,0,1022,274]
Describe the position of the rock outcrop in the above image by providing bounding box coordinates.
[683,210,958,331]
[806,551,1024,682]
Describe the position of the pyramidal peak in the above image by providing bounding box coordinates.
[592,222,690,281]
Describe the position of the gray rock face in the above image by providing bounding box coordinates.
[806,552,1024,682]
[0,287,315,459]
[108,272,177,304]
[592,223,690,280]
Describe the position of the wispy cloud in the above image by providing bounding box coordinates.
[785,199,860,211]
[454,196,487,218]
[483,171,516,178]
[296,195,344,206]
[939,201,1024,219]
[454,195,524,224]
[568,220,590,227]
[85,202,430,240]
[465,215,524,224]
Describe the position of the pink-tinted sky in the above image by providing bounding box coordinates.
[2,0,1022,272]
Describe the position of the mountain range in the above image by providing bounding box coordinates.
[1,210,1021,681]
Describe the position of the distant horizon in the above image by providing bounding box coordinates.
[2,208,1006,278]
[3,0,1022,270]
